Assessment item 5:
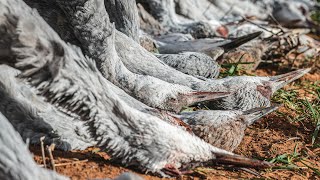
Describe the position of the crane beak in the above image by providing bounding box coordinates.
[185,91,231,105]
[212,153,273,169]
[168,92,232,113]
[220,31,263,52]
[243,104,281,125]
[270,68,311,92]
[164,152,272,177]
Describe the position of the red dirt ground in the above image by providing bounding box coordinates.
[30,70,320,180]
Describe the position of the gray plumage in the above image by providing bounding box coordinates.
[104,0,140,42]
[0,112,68,180]
[201,68,311,110]
[0,65,191,141]
[54,0,229,113]
[178,105,280,152]
[156,31,263,56]
[0,65,97,150]
[18,0,223,92]
[0,0,272,176]
[272,0,311,28]
[155,52,222,79]
[0,0,217,151]
[154,33,194,43]
[10,0,310,112]
[6,0,311,113]
[136,0,217,38]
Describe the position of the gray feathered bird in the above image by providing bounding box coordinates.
[52,0,301,114]
[2,0,230,114]
[0,65,97,150]
[272,0,318,28]
[155,51,222,79]
[21,0,307,113]
[0,110,144,180]
[200,68,310,110]
[0,0,272,176]
[177,105,280,152]
[42,0,232,113]
[156,31,263,56]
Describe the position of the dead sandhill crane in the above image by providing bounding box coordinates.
[51,0,308,113]
[0,111,145,180]
[177,105,280,151]
[22,0,230,113]
[155,52,222,79]
[20,0,308,113]
[200,68,310,110]
[0,0,272,177]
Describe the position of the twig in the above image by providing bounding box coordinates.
[239,168,261,177]
[39,159,89,168]
[46,144,56,171]
[286,137,301,142]
[241,15,279,36]
[268,14,286,34]
[40,136,46,168]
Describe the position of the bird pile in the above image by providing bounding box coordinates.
[0,0,317,179]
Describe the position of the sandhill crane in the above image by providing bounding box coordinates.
[178,105,280,151]
[0,0,272,176]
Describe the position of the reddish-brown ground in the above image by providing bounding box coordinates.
[30,69,320,180]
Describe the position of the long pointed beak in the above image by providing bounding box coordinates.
[169,92,232,113]
[219,31,263,52]
[213,153,273,169]
[243,104,281,125]
[185,91,231,105]
[270,68,311,92]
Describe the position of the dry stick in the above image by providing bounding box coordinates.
[39,159,89,168]
[268,14,286,34]
[46,144,56,171]
[239,168,261,177]
[54,159,89,167]
[241,15,279,37]
[40,136,46,168]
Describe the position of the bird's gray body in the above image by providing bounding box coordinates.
[17,0,227,92]
[179,106,279,151]
[52,0,230,113]
[155,52,221,79]
[136,0,217,38]
[0,109,143,180]
[20,0,217,113]
[19,0,288,114]
[203,79,272,111]
[200,69,310,110]
[180,110,248,152]
[0,65,97,150]
[154,33,194,43]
